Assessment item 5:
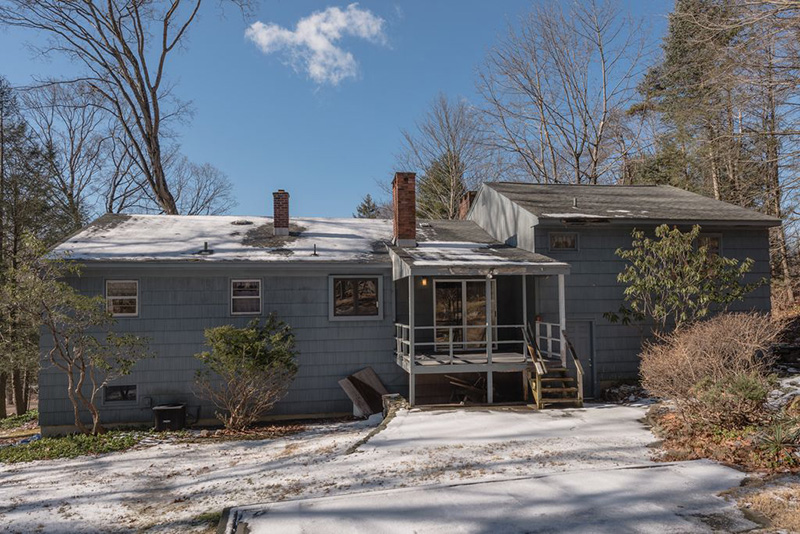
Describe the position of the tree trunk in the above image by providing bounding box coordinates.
[763,48,795,305]
[0,372,6,419]
[12,368,26,415]
[22,369,29,410]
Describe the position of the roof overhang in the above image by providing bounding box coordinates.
[388,246,570,281]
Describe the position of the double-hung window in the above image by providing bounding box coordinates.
[106,280,138,317]
[231,279,262,315]
[330,276,382,320]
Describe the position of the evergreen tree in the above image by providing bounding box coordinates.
[354,194,380,219]
[416,151,467,220]
[0,76,73,416]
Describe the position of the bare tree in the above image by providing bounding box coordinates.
[397,93,500,219]
[168,155,237,215]
[101,122,148,214]
[22,83,107,230]
[478,0,647,184]
[670,0,800,304]
[0,0,247,214]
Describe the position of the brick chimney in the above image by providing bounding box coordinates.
[272,189,289,236]
[392,172,416,247]
[459,191,476,220]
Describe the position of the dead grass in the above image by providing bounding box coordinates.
[735,480,800,532]
[648,407,800,473]
[184,423,306,443]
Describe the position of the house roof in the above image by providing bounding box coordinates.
[390,219,569,278]
[52,213,393,263]
[485,183,782,225]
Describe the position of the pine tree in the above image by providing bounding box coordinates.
[417,151,467,220]
[354,194,380,219]
[0,76,73,416]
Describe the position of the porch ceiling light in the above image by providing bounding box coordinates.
[421,277,428,287]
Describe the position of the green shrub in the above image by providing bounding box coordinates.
[0,410,38,430]
[194,316,299,431]
[757,420,800,469]
[690,372,773,429]
[0,431,141,463]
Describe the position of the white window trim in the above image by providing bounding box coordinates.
[105,279,139,317]
[102,384,139,406]
[548,231,579,252]
[328,275,384,321]
[231,279,262,316]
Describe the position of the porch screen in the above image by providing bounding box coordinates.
[434,280,496,350]
[332,277,379,317]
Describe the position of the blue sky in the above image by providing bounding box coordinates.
[0,1,672,217]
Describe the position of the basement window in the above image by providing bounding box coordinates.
[106,280,138,317]
[104,385,137,403]
[231,280,262,315]
[549,232,578,251]
[329,276,382,320]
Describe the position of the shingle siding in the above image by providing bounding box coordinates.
[533,224,772,391]
[39,266,405,431]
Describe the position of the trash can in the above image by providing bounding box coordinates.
[152,404,187,431]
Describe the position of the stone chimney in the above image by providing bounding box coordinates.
[272,189,289,236]
[392,172,416,247]
[459,191,476,220]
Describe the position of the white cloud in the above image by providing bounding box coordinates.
[245,3,386,85]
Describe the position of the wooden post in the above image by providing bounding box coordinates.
[558,273,567,366]
[486,276,493,404]
[522,275,528,403]
[409,274,416,406]
[522,275,528,326]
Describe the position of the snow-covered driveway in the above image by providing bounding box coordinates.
[0,404,754,533]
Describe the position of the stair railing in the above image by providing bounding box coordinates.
[561,330,584,405]
[523,324,546,408]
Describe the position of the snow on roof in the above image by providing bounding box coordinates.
[53,214,394,263]
[408,242,531,266]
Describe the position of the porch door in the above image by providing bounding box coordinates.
[434,280,496,351]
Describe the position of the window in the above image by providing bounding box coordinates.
[104,385,137,403]
[549,232,578,251]
[231,279,261,315]
[330,276,382,320]
[106,280,138,316]
[698,234,722,256]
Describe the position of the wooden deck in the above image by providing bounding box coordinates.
[397,351,532,374]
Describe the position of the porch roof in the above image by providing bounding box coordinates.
[389,220,569,279]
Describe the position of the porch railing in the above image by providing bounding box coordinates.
[395,321,563,367]
[533,321,562,361]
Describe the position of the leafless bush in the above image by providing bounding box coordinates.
[641,313,786,429]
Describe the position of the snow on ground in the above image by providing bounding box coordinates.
[230,461,755,534]
[0,404,750,534]
[767,374,800,410]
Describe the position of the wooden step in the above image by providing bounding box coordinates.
[542,368,568,374]
[540,387,578,393]
[540,377,575,383]
[541,398,582,405]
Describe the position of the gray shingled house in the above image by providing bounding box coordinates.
[39,173,780,434]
